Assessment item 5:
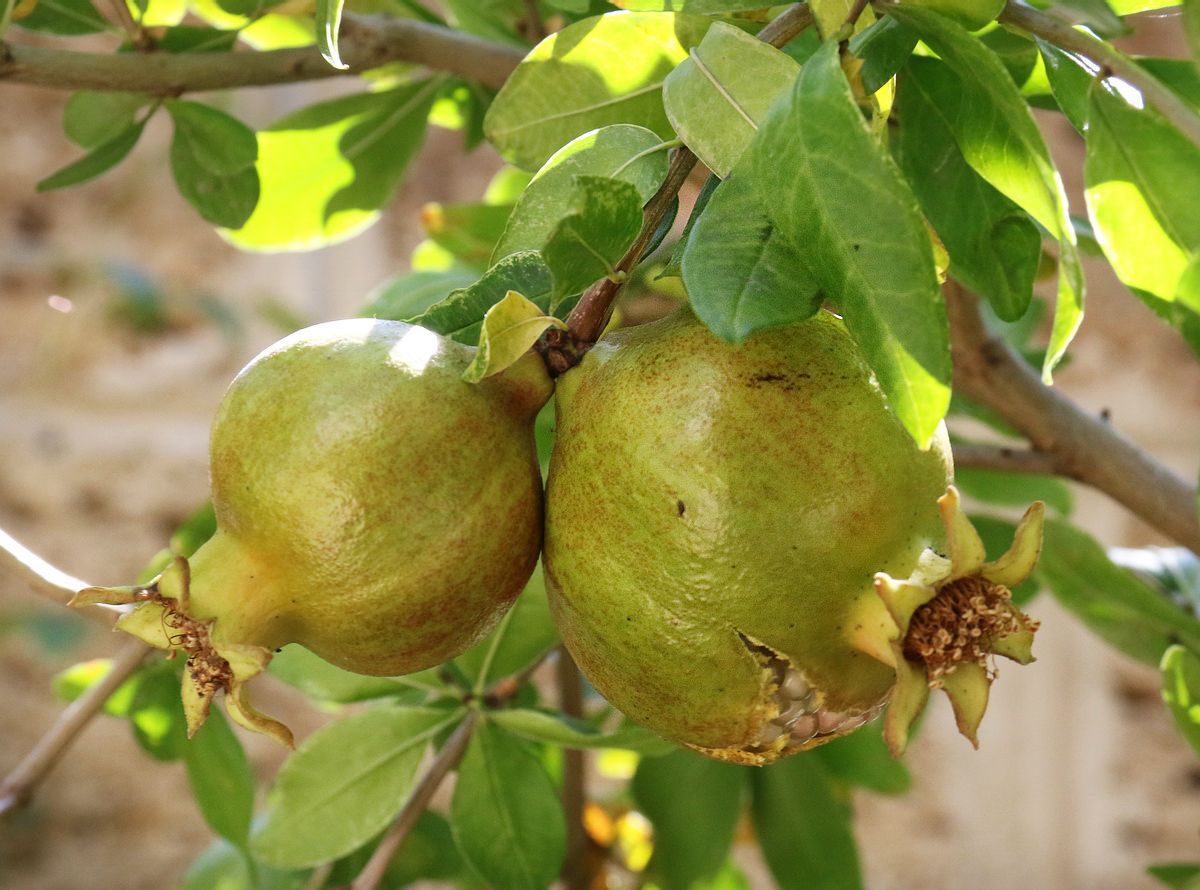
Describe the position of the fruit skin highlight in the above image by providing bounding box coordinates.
[75,318,552,746]
[543,305,1040,765]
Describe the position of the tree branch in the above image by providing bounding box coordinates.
[0,639,151,818]
[946,280,1200,551]
[0,14,525,94]
[348,711,478,890]
[996,0,1200,148]
[952,442,1059,475]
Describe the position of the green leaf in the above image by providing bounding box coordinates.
[126,661,189,761]
[15,0,107,34]
[489,708,677,754]
[408,251,555,345]
[462,290,566,382]
[1084,80,1200,358]
[166,100,260,228]
[63,92,150,149]
[37,120,147,192]
[851,16,919,93]
[750,753,863,890]
[751,40,950,446]
[315,0,347,69]
[1038,41,1092,133]
[251,706,461,868]
[1162,645,1200,758]
[886,5,1083,381]
[953,464,1073,515]
[1036,519,1200,666]
[662,22,800,177]
[493,124,671,264]
[423,201,515,269]
[895,0,1003,30]
[180,838,308,890]
[484,11,713,171]
[224,80,438,251]
[451,721,566,890]
[661,170,720,277]
[682,163,821,341]
[1050,0,1128,38]
[631,749,744,890]
[53,658,140,715]
[895,58,1040,321]
[455,566,559,688]
[362,266,481,320]
[809,723,911,795]
[541,175,644,306]
[613,0,780,9]
[154,23,240,51]
[1186,0,1200,73]
[184,707,254,848]
[269,644,443,703]
[1108,546,1200,618]
[1148,862,1200,890]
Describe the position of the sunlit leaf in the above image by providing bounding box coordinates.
[224,81,438,251]
[462,290,565,382]
[484,11,713,171]
[662,21,800,177]
[751,40,950,446]
[1162,645,1200,758]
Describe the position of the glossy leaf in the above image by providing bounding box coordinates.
[682,163,821,341]
[63,91,149,149]
[750,753,863,890]
[408,251,555,345]
[456,567,558,687]
[1050,0,1127,37]
[751,40,950,447]
[542,175,644,306]
[315,0,347,69]
[887,4,1083,381]
[451,721,566,890]
[662,22,800,177]
[37,120,147,192]
[1162,645,1200,758]
[251,706,460,868]
[493,124,671,264]
[1036,519,1200,666]
[1038,41,1093,133]
[631,749,745,890]
[184,707,254,848]
[895,58,1040,320]
[224,80,438,251]
[1085,80,1200,357]
[484,11,713,171]
[809,724,911,795]
[489,708,677,754]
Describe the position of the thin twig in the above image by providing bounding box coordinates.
[946,279,1200,551]
[558,3,815,358]
[556,647,588,890]
[0,526,89,604]
[0,13,524,93]
[952,442,1059,476]
[349,711,478,890]
[0,638,151,818]
[521,0,546,44]
[996,0,1200,148]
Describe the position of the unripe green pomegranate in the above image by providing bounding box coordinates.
[543,306,1041,764]
[76,318,552,746]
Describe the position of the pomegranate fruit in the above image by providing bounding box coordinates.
[75,318,551,746]
[543,306,1041,764]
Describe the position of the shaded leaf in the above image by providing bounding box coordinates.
[895,58,1040,320]
[224,81,438,250]
[37,120,147,191]
[886,4,1083,381]
[184,707,254,848]
[809,723,911,795]
[954,464,1073,515]
[362,266,481,320]
[167,100,260,228]
[180,838,308,890]
[662,21,800,177]
[682,162,820,341]
[494,124,671,264]
[631,749,744,890]
[489,708,677,754]
[63,91,150,149]
[269,644,444,704]
[484,11,713,171]
[451,721,566,890]
[456,567,559,687]
[15,0,107,34]
[750,753,863,890]
[1036,519,1200,666]
[251,706,460,868]
[751,40,950,446]
[408,251,554,345]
